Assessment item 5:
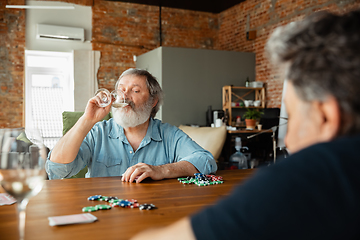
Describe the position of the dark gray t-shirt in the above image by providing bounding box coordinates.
[191,134,360,239]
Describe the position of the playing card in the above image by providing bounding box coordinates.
[0,193,17,205]
[48,213,97,226]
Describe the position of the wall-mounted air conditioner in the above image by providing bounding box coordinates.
[36,24,85,41]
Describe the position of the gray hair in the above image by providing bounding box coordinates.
[266,10,360,136]
[115,68,164,118]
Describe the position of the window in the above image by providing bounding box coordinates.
[25,50,74,149]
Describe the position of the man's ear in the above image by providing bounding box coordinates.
[318,96,341,141]
[152,98,159,108]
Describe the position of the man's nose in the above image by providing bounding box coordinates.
[119,88,129,96]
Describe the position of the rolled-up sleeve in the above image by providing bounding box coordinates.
[45,157,81,179]
[172,128,217,174]
[45,130,95,179]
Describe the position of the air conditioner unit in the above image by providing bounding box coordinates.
[36,24,85,41]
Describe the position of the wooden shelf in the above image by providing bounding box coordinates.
[227,129,273,134]
[230,106,263,109]
[222,85,265,126]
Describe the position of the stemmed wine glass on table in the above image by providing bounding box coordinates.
[94,88,128,108]
[0,128,47,240]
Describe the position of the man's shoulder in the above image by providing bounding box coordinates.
[151,118,180,132]
[91,118,119,134]
[273,134,360,178]
[150,118,184,140]
[296,133,360,160]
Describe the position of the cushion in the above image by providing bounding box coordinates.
[178,125,227,161]
[16,131,32,144]
[62,111,112,135]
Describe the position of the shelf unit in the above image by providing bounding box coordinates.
[222,85,265,126]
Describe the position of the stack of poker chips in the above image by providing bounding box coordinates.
[139,203,156,210]
[178,173,223,186]
[83,195,156,212]
[82,204,112,212]
[109,199,140,208]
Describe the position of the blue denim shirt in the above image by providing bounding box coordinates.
[46,118,217,179]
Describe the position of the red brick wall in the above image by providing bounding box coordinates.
[1,0,359,127]
[92,0,219,91]
[218,0,360,108]
[0,0,25,128]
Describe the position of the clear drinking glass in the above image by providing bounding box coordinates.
[0,128,47,240]
[94,88,128,108]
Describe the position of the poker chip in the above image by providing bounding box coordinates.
[200,181,210,184]
[85,195,157,211]
[82,206,98,212]
[213,181,224,184]
[110,202,121,207]
[206,175,223,181]
[118,200,133,207]
[179,174,224,187]
[97,196,109,201]
[105,196,118,202]
[108,198,122,204]
[194,173,206,179]
[139,203,156,210]
[181,180,193,184]
[126,203,140,208]
[196,182,210,186]
[95,204,112,210]
[88,195,102,201]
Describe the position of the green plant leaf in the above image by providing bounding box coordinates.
[243,108,264,120]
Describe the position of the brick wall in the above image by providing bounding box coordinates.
[92,0,219,91]
[0,0,25,128]
[218,0,360,108]
[1,0,359,127]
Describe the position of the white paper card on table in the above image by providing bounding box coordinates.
[0,193,17,205]
[48,213,97,226]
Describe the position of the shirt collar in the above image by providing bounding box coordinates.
[108,118,162,142]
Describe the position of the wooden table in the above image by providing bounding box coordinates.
[0,170,255,240]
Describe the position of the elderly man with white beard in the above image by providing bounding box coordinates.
[46,68,217,181]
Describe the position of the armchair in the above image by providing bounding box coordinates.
[178,125,227,162]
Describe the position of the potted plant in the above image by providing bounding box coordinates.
[243,108,264,129]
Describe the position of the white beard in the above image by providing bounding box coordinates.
[112,99,153,128]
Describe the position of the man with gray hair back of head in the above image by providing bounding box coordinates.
[132,9,360,240]
[266,10,360,138]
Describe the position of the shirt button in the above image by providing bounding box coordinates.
[130,151,133,154]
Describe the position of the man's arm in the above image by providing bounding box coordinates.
[122,126,217,183]
[121,161,199,183]
[49,96,112,164]
[130,217,195,240]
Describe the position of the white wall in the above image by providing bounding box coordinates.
[137,47,256,127]
[26,0,92,51]
[135,47,163,120]
[73,50,100,111]
[25,1,98,112]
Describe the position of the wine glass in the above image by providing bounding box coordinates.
[0,128,47,240]
[94,88,128,108]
